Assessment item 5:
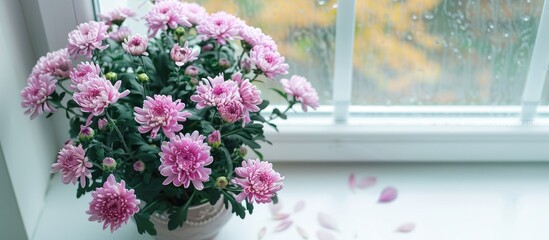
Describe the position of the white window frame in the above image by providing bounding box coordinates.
[29,0,549,162]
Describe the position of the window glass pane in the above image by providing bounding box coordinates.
[541,74,549,105]
[352,0,543,105]
[93,0,336,105]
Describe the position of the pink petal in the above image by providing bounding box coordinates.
[272,213,291,220]
[396,223,415,233]
[294,201,306,213]
[274,220,293,232]
[356,176,377,189]
[270,201,283,215]
[378,187,398,203]
[318,212,338,231]
[258,227,267,239]
[296,226,309,239]
[317,230,337,240]
[348,173,356,192]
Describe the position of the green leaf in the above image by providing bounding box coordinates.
[141,56,156,74]
[257,100,269,110]
[168,192,196,230]
[134,213,157,235]
[252,149,264,160]
[245,200,254,215]
[221,191,246,219]
[200,121,215,134]
[270,88,288,100]
[69,117,83,138]
[67,99,79,109]
[271,194,279,204]
[219,147,234,177]
[233,135,261,149]
[58,91,66,101]
[272,108,287,120]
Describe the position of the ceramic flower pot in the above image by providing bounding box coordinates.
[149,197,232,240]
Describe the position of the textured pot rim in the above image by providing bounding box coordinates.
[148,196,229,227]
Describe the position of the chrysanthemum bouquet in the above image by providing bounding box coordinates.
[20,0,319,235]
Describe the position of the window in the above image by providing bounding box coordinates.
[90,0,549,161]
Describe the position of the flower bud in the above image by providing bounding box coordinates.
[105,72,117,82]
[133,160,145,173]
[240,58,252,73]
[238,146,248,157]
[207,130,221,148]
[216,176,229,189]
[184,65,199,77]
[190,78,199,86]
[218,58,230,69]
[202,43,214,52]
[79,125,94,142]
[137,73,149,83]
[174,27,185,36]
[102,157,117,171]
[98,118,108,131]
[64,139,74,146]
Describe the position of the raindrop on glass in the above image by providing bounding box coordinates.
[424,13,434,20]
[523,16,530,22]
[504,33,509,38]
[406,33,413,41]
[412,14,418,21]
[317,0,327,6]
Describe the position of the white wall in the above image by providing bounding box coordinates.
[0,0,59,238]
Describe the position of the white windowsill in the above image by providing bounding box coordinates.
[259,106,549,162]
[33,162,549,240]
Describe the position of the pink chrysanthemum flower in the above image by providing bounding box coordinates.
[218,101,244,123]
[181,2,208,26]
[240,26,277,50]
[197,11,244,45]
[170,42,199,67]
[134,95,192,139]
[69,62,101,90]
[86,174,140,232]
[20,74,57,119]
[232,159,284,204]
[190,74,240,109]
[31,48,72,79]
[144,0,192,38]
[67,21,109,59]
[109,26,131,42]
[51,143,92,188]
[159,131,213,190]
[73,76,130,125]
[249,45,288,79]
[122,34,149,56]
[232,72,262,123]
[99,7,135,25]
[280,75,320,112]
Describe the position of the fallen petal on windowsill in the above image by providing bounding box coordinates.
[378,187,398,203]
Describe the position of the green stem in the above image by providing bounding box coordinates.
[250,73,259,82]
[105,112,131,154]
[269,101,296,121]
[58,83,73,96]
[140,56,148,73]
[140,200,159,213]
[91,162,103,169]
[54,102,79,116]
[236,50,246,71]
